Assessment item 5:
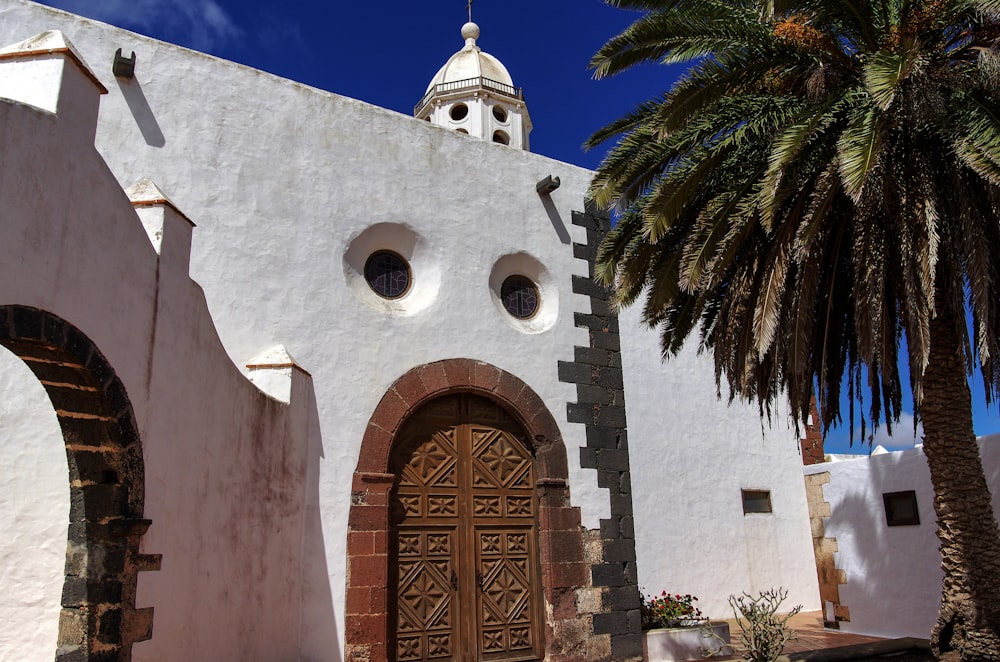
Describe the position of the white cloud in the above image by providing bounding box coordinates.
[868,411,923,451]
[45,0,242,51]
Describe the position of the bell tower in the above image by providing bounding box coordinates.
[415,21,532,150]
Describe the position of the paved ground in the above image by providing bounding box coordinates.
[712,610,931,661]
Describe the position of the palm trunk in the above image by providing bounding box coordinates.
[922,302,1000,660]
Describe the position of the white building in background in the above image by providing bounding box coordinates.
[0,1,818,661]
[804,434,1000,640]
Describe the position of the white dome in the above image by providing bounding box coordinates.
[424,22,515,93]
[415,20,531,151]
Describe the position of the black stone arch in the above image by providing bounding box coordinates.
[0,305,158,662]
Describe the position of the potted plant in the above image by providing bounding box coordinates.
[641,591,733,661]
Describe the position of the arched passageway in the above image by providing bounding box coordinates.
[0,305,157,662]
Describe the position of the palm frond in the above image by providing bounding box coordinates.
[863,49,914,110]
[590,0,1000,437]
[590,5,768,79]
[836,102,880,201]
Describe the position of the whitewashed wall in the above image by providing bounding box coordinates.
[0,0,832,658]
[804,435,1000,639]
[0,2,597,660]
[0,351,66,662]
[0,41,310,660]
[619,306,820,619]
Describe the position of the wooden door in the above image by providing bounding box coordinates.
[390,394,542,662]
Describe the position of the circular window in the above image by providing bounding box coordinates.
[492,130,510,145]
[450,103,469,121]
[492,105,508,122]
[500,276,538,319]
[364,251,411,299]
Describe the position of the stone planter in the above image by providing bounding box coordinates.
[643,621,733,661]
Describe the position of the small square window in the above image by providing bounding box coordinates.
[742,489,772,514]
[883,490,920,526]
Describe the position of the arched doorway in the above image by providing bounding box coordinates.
[345,359,589,662]
[0,305,155,662]
[389,393,543,661]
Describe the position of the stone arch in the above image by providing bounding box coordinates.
[345,359,589,662]
[0,305,158,662]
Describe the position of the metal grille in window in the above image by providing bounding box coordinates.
[500,276,538,319]
[364,251,410,299]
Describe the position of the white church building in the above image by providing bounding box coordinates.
[0,1,824,660]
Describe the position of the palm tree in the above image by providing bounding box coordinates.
[587,0,1000,658]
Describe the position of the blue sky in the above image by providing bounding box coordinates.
[31,0,999,453]
[34,0,675,170]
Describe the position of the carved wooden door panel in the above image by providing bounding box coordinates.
[391,395,542,662]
